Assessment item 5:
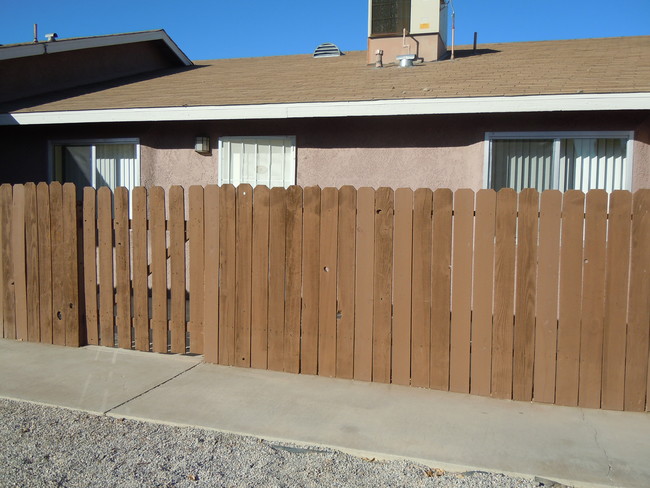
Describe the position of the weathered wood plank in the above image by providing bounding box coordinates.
[50,183,66,346]
[203,185,220,363]
[284,186,303,374]
[251,186,269,370]
[0,185,14,340]
[12,184,27,342]
[114,187,132,349]
[150,186,167,353]
[131,187,149,352]
[219,185,236,365]
[450,189,474,394]
[491,189,517,399]
[81,187,97,346]
[37,183,53,344]
[62,183,80,347]
[354,188,374,382]
[471,189,496,397]
[188,185,205,354]
[235,184,253,368]
[336,186,356,380]
[301,186,320,375]
[24,183,40,343]
[169,186,186,354]
[267,187,286,371]
[318,187,338,377]
[556,190,585,406]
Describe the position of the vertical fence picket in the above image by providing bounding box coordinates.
[12,184,27,341]
[301,186,320,375]
[267,186,286,371]
[556,190,585,406]
[318,187,338,377]
[37,183,53,344]
[336,186,356,379]
[491,189,517,399]
[203,185,220,363]
[25,183,40,343]
[601,190,632,411]
[392,188,413,386]
[450,189,474,394]
[373,187,393,384]
[82,187,98,345]
[354,187,374,382]
[471,189,496,396]
[0,184,15,340]
[62,183,80,347]
[114,187,132,349]
[411,188,433,388]
[284,185,302,374]
[430,188,453,391]
[150,186,167,353]
[533,190,562,404]
[513,189,539,402]
[625,190,650,412]
[188,186,205,354]
[251,186,270,369]
[235,184,253,367]
[578,190,608,408]
[219,185,237,365]
[169,186,186,354]
[131,187,149,352]
[50,182,66,346]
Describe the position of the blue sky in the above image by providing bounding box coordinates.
[2,0,649,60]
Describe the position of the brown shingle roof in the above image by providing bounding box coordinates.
[7,36,650,114]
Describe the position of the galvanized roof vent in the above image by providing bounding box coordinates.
[313,42,343,58]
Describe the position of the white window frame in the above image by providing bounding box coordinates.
[483,131,634,191]
[48,138,141,189]
[217,136,296,188]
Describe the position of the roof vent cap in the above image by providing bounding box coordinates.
[45,33,58,42]
[313,42,343,58]
[396,54,416,68]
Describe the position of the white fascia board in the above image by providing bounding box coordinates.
[0,31,192,66]
[2,92,650,126]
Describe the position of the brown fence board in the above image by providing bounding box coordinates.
[12,184,27,342]
[235,184,253,368]
[219,185,237,365]
[450,189,474,393]
[24,183,40,343]
[300,186,320,375]
[1,185,15,340]
[533,190,562,404]
[411,188,432,388]
[601,191,632,411]
[50,183,66,346]
[625,190,650,412]
[114,187,132,349]
[188,186,205,354]
[319,187,338,377]
[131,187,149,352]
[471,189,496,396]
[203,185,220,363]
[579,190,608,409]
[336,186,356,379]
[37,183,53,344]
[149,186,167,353]
[62,183,80,347]
[354,187,374,382]
[169,186,186,354]
[284,186,303,374]
[97,187,114,347]
[251,186,270,370]
[392,188,413,386]
[491,189,517,399]
[513,189,539,402]
[373,187,393,384]
[82,187,97,345]
[556,190,585,406]
[430,188,453,391]
[267,187,286,371]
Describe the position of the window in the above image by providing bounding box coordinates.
[51,139,140,199]
[485,132,633,192]
[371,0,411,36]
[218,136,296,188]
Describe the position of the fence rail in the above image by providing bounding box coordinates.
[1,182,648,412]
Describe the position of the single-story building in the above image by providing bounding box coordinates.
[1,7,649,194]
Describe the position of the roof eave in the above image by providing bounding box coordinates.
[2,92,650,126]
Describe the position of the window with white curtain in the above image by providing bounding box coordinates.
[218,136,296,188]
[485,132,633,192]
[52,139,140,199]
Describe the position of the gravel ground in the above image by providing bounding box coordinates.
[0,398,547,488]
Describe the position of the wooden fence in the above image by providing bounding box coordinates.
[1,182,649,412]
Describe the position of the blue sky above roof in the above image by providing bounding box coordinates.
[2,0,649,60]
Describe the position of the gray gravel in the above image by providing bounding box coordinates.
[0,398,546,488]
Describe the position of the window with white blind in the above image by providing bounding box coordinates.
[51,139,140,199]
[218,136,296,188]
[485,132,633,192]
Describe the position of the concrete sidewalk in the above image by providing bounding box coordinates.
[1,339,648,488]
